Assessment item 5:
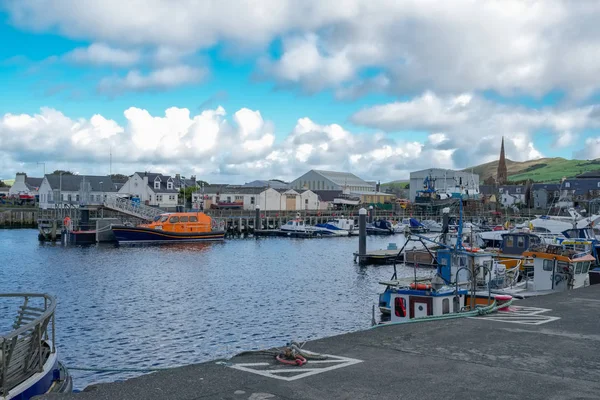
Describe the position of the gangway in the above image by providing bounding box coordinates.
[103,195,163,221]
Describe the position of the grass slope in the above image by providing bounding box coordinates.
[466,157,600,183]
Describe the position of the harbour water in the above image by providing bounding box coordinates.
[0,229,433,389]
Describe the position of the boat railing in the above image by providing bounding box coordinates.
[0,293,56,397]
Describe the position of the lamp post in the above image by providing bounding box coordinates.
[37,162,46,176]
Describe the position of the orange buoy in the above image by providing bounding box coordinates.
[410,282,432,290]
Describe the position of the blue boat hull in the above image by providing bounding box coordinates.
[112,226,225,244]
[9,353,72,399]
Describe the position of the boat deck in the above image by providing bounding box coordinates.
[40,284,600,400]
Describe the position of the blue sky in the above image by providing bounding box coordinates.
[1,1,600,182]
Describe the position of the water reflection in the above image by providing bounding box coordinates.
[1,230,431,389]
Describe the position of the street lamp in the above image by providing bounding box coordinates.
[37,162,46,176]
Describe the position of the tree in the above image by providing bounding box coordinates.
[179,186,197,203]
[404,183,410,189]
[110,174,129,181]
[0,180,6,188]
[53,170,74,175]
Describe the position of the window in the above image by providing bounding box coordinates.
[516,188,521,193]
[189,216,198,222]
[565,182,571,188]
[160,216,169,222]
[179,216,189,222]
[394,297,406,318]
[597,182,600,188]
[543,259,553,271]
[250,197,255,204]
[154,181,160,189]
[167,182,173,190]
[169,216,179,223]
[305,199,308,204]
[227,196,231,202]
[235,196,243,200]
[517,236,525,248]
[505,236,514,247]
[575,262,583,274]
[442,298,450,314]
[582,262,590,274]
[76,194,80,201]
[169,195,175,201]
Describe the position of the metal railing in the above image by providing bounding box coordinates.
[103,195,164,221]
[0,293,56,396]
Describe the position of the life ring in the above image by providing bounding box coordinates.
[410,282,431,290]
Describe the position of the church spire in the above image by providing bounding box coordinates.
[497,136,507,185]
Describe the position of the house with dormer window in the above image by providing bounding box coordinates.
[118,172,179,210]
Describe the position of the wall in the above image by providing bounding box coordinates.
[300,190,320,210]
[119,174,151,202]
[256,188,282,211]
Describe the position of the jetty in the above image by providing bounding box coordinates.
[38,284,600,400]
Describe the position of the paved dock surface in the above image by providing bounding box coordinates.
[40,285,600,400]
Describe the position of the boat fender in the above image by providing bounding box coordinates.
[409,283,432,290]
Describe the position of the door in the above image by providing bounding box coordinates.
[286,196,296,211]
[410,297,433,318]
[390,295,409,323]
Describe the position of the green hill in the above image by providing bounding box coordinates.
[466,157,600,183]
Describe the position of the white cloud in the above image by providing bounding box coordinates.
[351,91,600,166]
[64,43,140,67]
[8,0,600,98]
[98,65,207,94]
[574,137,600,160]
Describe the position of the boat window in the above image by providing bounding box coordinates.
[442,298,450,314]
[575,262,583,274]
[394,297,406,318]
[517,236,525,248]
[543,259,553,271]
[153,215,161,222]
[179,216,189,223]
[189,216,198,222]
[287,221,293,225]
[582,262,590,274]
[160,216,169,223]
[557,261,569,271]
[169,216,179,223]
[505,236,514,247]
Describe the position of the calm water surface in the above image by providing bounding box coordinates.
[0,229,432,389]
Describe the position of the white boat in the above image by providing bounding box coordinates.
[280,217,317,234]
[314,218,354,236]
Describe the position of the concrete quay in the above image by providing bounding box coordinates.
[40,285,600,400]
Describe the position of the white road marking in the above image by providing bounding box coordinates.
[470,306,561,325]
[229,353,363,381]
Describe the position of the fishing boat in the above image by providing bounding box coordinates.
[314,217,354,236]
[491,243,593,298]
[111,211,225,244]
[0,293,72,399]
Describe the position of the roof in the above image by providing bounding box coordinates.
[312,190,343,202]
[44,174,119,192]
[350,190,394,196]
[531,183,560,191]
[563,178,600,196]
[312,170,374,188]
[244,180,289,189]
[498,185,527,195]
[479,185,496,196]
[25,177,43,191]
[220,186,269,195]
[135,172,179,193]
[576,170,600,179]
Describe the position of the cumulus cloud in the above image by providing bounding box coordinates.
[64,43,141,67]
[97,65,207,94]
[351,91,600,165]
[7,0,600,98]
[574,137,600,160]
[0,105,468,183]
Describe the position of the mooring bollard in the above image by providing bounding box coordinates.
[358,208,367,264]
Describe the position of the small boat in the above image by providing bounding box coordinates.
[111,211,225,244]
[1,293,72,399]
[366,220,394,235]
[314,218,354,236]
[491,243,594,298]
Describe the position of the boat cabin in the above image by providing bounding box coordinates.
[141,212,213,233]
[523,246,594,291]
[500,232,542,256]
[389,287,467,323]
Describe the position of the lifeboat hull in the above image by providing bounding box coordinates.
[112,226,225,244]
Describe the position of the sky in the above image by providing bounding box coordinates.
[2,0,600,183]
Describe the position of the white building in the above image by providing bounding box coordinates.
[409,168,480,202]
[8,173,43,197]
[290,170,375,192]
[118,172,180,209]
[192,186,320,211]
[38,174,118,209]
